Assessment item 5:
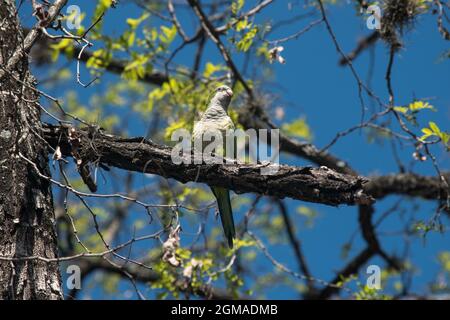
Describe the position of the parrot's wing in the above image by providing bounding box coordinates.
[221,116,235,159]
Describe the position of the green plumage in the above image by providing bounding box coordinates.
[192,85,236,248]
[211,186,235,248]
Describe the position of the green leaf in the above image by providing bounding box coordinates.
[281,117,312,140]
[429,121,440,134]
[127,31,136,47]
[49,38,73,61]
[160,25,177,45]
[235,18,250,32]
[441,132,450,146]
[421,128,433,135]
[236,26,258,52]
[203,63,225,78]
[395,100,435,116]
[409,101,435,112]
[126,13,150,29]
[100,0,113,7]
[393,106,408,114]
[122,54,149,80]
[231,0,245,15]
[419,122,449,148]
[233,238,256,250]
[164,118,189,141]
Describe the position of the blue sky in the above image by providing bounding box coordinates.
[24,0,450,299]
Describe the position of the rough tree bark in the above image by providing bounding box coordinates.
[42,124,373,206]
[0,1,63,299]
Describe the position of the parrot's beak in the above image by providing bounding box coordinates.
[226,88,233,97]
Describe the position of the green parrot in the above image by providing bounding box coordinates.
[193,85,236,248]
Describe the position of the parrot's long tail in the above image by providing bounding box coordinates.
[211,186,235,248]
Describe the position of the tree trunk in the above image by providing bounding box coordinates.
[0,1,63,299]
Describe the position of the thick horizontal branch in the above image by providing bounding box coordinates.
[365,173,450,202]
[42,124,372,207]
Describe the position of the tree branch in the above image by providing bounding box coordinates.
[72,258,238,300]
[314,247,374,299]
[42,123,373,207]
[25,26,169,86]
[0,0,69,80]
[365,173,450,202]
[339,31,380,66]
[187,0,253,97]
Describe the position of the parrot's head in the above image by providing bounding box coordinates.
[211,85,233,110]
